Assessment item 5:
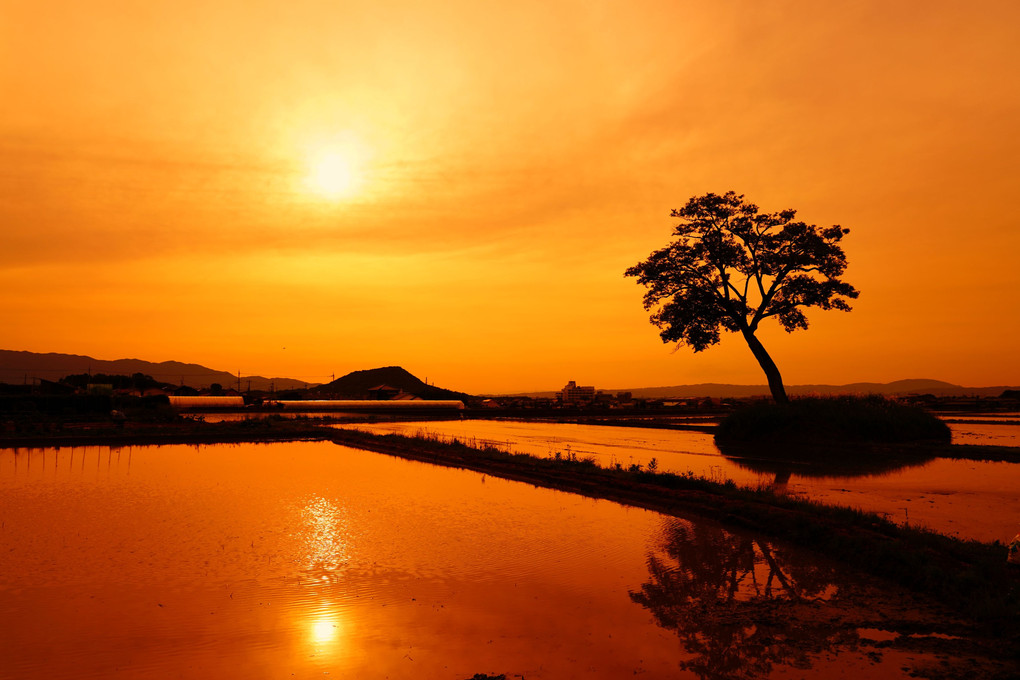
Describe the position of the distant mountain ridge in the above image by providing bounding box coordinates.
[310,366,471,401]
[5,350,1013,399]
[508,379,1019,400]
[0,350,310,391]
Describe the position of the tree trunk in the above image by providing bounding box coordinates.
[741,329,789,403]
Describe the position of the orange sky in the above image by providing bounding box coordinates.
[2,0,1018,393]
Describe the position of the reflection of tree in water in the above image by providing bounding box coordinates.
[630,518,861,679]
[716,441,937,491]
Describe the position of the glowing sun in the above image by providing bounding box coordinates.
[307,151,359,199]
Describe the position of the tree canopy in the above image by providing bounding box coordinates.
[625,192,859,402]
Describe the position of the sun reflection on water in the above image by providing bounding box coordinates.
[298,497,351,662]
[301,496,350,578]
[303,604,348,666]
[310,614,342,645]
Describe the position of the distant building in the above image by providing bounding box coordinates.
[559,380,595,405]
[168,396,245,409]
[367,384,403,400]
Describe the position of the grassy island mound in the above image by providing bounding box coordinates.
[715,394,952,445]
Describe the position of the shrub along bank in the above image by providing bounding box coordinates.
[715,394,952,445]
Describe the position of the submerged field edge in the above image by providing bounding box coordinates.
[2,416,1017,459]
[324,428,1020,642]
[0,420,334,448]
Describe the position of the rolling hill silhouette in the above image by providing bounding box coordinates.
[309,366,472,401]
[0,350,310,391]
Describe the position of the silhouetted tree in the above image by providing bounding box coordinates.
[61,372,164,390]
[131,372,158,389]
[625,192,858,403]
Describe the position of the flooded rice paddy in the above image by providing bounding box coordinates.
[345,419,1020,543]
[0,441,1002,678]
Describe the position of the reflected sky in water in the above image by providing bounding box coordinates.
[0,441,993,678]
[945,420,1020,447]
[344,419,733,477]
[348,420,1020,542]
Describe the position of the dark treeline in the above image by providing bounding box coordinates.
[59,372,168,390]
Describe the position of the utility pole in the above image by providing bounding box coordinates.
[236,370,241,394]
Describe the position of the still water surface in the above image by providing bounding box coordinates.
[345,420,1020,543]
[0,442,988,678]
